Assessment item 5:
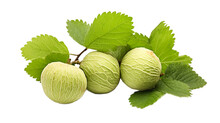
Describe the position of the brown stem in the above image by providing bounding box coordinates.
[71,60,81,65]
[69,53,78,56]
[74,48,87,61]
[160,73,165,77]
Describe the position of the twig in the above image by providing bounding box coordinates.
[69,53,78,56]
[71,60,81,65]
[74,48,87,61]
[68,48,87,65]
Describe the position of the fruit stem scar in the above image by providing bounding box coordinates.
[67,58,71,64]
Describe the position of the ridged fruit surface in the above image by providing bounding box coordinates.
[120,47,161,91]
[80,51,120,94]
[41,62,87,104]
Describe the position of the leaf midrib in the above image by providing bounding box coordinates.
[86,21,130,48]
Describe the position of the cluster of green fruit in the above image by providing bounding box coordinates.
[21,12,206,108]
[41,47,161,104]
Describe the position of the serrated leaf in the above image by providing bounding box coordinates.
[127,33,151,49]
[66,19,90,46]
[25,59,48,81]
[156,78,191,97]
[25,53,69,81]
[129,90,164,109]
[84,11,133,52]
[105,45,130,62]
[21,34,69,60]
[164,63,207,89]
[149,21,192,72]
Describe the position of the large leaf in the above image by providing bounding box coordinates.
[149,22,192,72]
[21,34,69,60]
[66,19,90,46]
[156,78,191,97]
[129,90,164,109]
[164,63,207,89]
[84,11,134,52]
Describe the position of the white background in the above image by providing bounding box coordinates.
[0,0,219,123]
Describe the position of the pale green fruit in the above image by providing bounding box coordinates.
[41,62,87,104]
[80,51,120,94]
[120,47,161,91]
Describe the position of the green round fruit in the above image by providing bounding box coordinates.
[120,47,161,91]
[80,51,120,94]
[41,62,87,104]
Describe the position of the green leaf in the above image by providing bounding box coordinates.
[25,53,69,81]
[66,19,90,46]
[105,45,130,62]
[149,21,192,72]
[25,59,49,81]
[129,90,164,109]
[21,34,69,60]
[84,11,133,52]
[127,33,151,49]
[156,78,191,97]
[164,63,207,89]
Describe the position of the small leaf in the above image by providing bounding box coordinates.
[84,11,134,52]
[67,19,90,46]
[25,53,69,81]
[157,78,191,97]
[129,90,164,109]
[21,34,69,61]
[164,63,207,89]
[127,33,151,49]
[25,59,48,81]
[149,21,192,72]
[105,45,130,62]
